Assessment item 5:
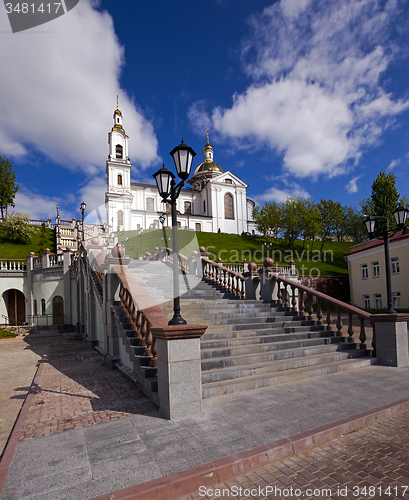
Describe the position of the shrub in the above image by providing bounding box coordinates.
[1,212,35,244]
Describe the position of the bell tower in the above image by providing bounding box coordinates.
[105,98,133,232]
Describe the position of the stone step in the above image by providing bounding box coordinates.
[201,347,373,383]
[201,357,378,398]
[202,325,331,340]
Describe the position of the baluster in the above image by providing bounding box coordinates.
[347,312,354,343]
[284,284,290,308]
[336,307,343,336]
[135,310,143,340]
[326,302,332,331]
[316,299,323,325]
[141,316,148,347]
[291,286,297,312]
[359,317,367,349]
[151,334,157,367]
[145,324,153,359]
[307,294,313,321]
[299,290,305,316]
[277,281,283,304]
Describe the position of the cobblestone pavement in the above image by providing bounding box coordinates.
[0,337,52,457]
[175,411,409,500]
[18,339,158,440]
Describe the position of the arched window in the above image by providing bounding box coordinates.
[146,198,154,211]
[184,202,192,214]
[34,299,37,316]
[53,296,64,326]
[224,193,234,219]
[117,211,124,227]
[41,298,46,315]
[116,144,123,159]
[225,179,233,184]
[117,174,122,185]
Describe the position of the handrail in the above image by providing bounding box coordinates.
[0,259,27,271]
[113,266,169,368]
[157,247,190,274]
[268,270,373,350]
[201,256,246,299]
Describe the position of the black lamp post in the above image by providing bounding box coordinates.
[364,204,408,314]
[80,202,86,240]
[153,139,196,325]
[138,229,143,256]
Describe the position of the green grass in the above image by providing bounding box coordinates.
[118,230,352,276]
[0,328,17,338]
[0,227,56,259]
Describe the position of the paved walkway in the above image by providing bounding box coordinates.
[0,336,52,457]
[1,337,409,500]
[175,410,409,499]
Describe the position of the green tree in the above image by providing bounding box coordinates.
[360,170,405,235]
[281,197,303,250]
[317,199,344,250]
[344,205,367,243]
[0,155,19,219]
[252,202,282,238]
[299,198,321,250]
[2,212,35,243]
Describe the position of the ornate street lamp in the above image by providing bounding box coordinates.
[364,204,408,314]
[80,202,86,240]
[153,139,196,325]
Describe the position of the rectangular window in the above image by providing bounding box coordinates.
[177,221,181,228]
[146,198,154,211]
[203,201,206,214]
[392,292,401,309]
[372,261,380,278]
[184,201,192,214]
[360,264,368,279]
[363,295,370,309]
[391,257,400,274]
[195,223,201,232]
[374,294,382,309]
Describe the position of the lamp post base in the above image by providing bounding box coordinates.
[168,315,187,325]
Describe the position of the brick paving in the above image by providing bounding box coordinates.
[175,411,409,500]
[18,339,158,440]
[0,337,52,457]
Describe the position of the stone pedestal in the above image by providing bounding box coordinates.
[151,324,207,420]
[372,314,409,367]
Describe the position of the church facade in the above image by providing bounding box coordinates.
[105,105,256,234]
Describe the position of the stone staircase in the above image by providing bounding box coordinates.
[130,261,377,399]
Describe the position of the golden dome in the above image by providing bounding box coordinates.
[194,160,223,175]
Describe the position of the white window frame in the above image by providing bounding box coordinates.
[391,257,400,274]
[363,295,370,309]
[360,264,368,280]
[372,261,380,278]
[374,294,382,309]
[392,292,401,309]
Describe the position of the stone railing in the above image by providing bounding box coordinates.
[0,259,27,271]
[148,246,191,274]
[201,256,246,299]
[49,254,64,267]
[222,261,296,275]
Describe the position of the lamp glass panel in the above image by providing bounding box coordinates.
[178,150,188,175]
[394,206,408,227]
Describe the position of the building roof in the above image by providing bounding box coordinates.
[347,227,409,256]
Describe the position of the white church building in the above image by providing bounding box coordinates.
[105,104,256,234]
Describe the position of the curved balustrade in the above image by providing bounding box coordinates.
[115,267,169,368]
[269,271,373,351]
[156,247,190,274]
[201,257,246,299]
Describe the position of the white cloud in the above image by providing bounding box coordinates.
[191,0,409,180]
[14,188,60,220]
[253,183,311,204]
[0,0,159,173]
[345,175,363,194]
[386,158,401,172]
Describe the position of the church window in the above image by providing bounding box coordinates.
[203,201,206,214]
[177,221,181,228]
[195,223,201,232]
[116,145,123,159]
[146,198,154,211]
[166,202,171,214]
[41,298,46,315]
[224,193,234,219]
[184,202,192,214]
[117,211,124,227]
[117,174,122,185]
[225,179,233,184]
[34,299,38,316]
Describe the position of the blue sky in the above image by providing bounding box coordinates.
[1,0,409,223]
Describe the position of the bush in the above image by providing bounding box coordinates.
[0,328,16,338]
[1,212,35,243]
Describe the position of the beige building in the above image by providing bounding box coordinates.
[346,228,409,310]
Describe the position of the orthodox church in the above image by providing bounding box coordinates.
[105,104,256,234]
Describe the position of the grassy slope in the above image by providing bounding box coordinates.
[0,227,56,259]
[118,230,353,276]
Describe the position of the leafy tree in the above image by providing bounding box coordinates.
[344,205,367,243]
[317,199,344,250]
[299,198,321,250]
[281,197,303,250]
[252,202,282,238]
[2,212,35,243]
[360,170,407,235]
[0,155,19,219]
